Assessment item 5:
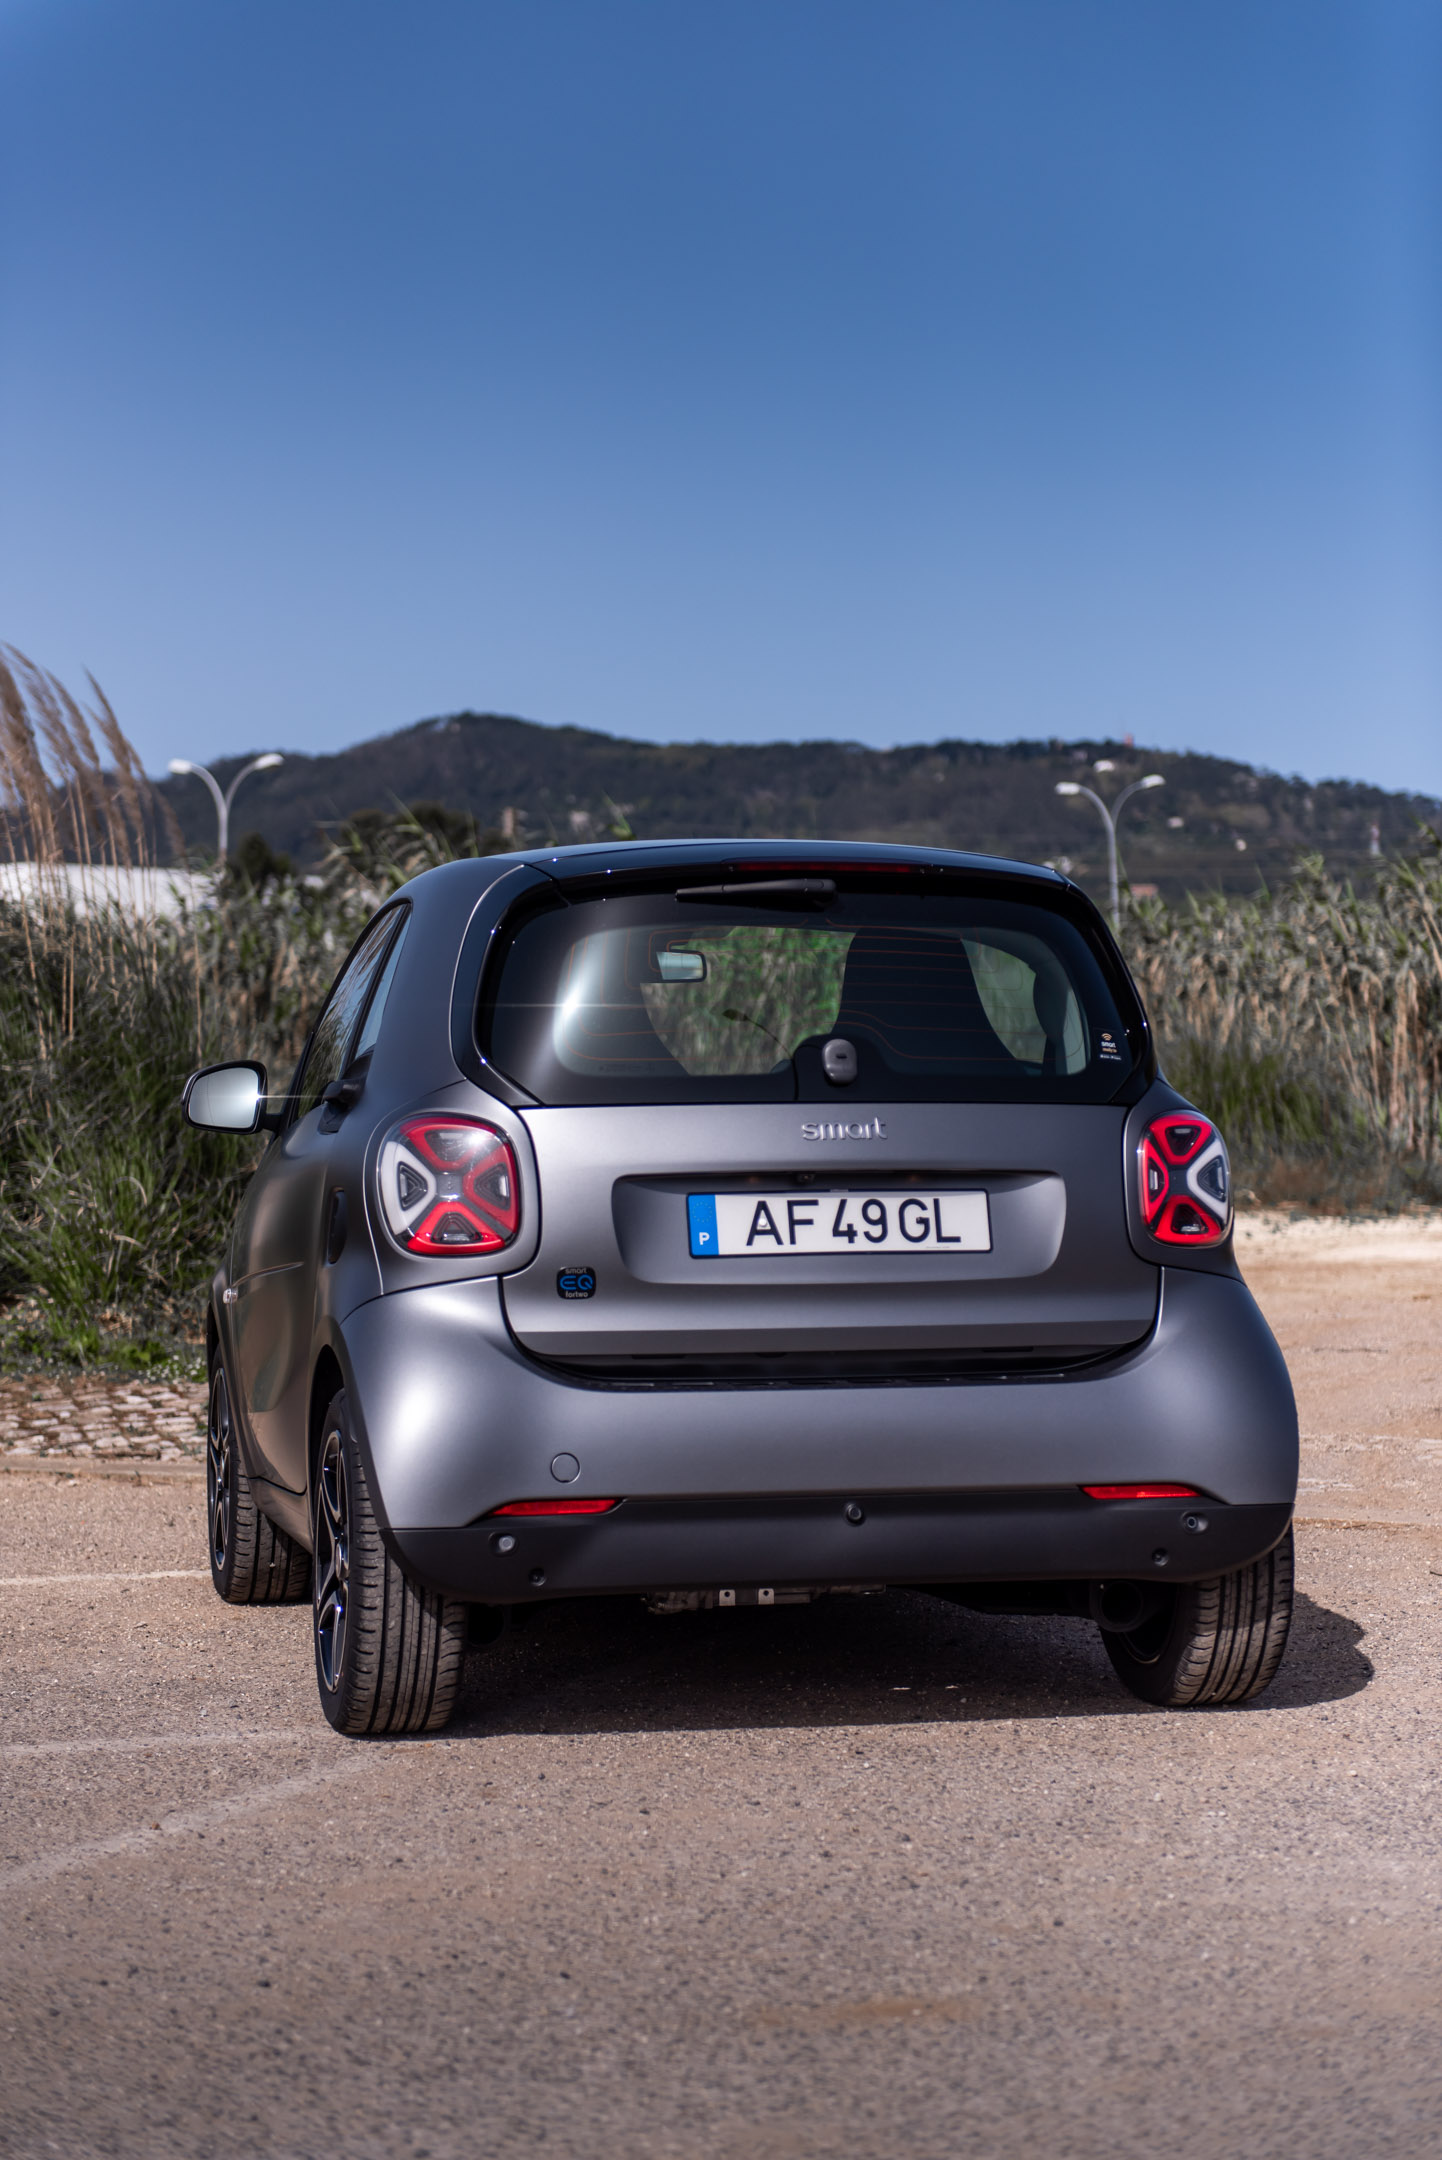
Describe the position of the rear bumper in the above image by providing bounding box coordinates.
[393,1491,1294,1604]
[338,1263,1298,1542]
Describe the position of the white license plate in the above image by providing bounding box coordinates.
[687,1190,991,1258]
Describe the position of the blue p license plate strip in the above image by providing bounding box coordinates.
[687,1193,721,1257]
[687,1190,990,1258]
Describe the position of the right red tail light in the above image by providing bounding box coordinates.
[1138,1112,1231,1246]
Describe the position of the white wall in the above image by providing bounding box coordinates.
[0,863,214,919]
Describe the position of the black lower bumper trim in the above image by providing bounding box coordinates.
[390,1492,1294,1605]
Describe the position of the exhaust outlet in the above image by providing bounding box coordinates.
[1090,1581,1165,1634]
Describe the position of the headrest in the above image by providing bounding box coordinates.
[834,929,1018,1071]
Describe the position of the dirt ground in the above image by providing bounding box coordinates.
[1,1216,1440,2160]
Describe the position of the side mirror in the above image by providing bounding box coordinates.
[183,1061,270,1133]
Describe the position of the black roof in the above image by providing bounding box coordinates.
[392,835,1075,923]
[514,835,1065,885]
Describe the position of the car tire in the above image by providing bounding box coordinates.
[207,1355,312,1605]
[1102,1527,1294,1707]
[311,1388,467,1736]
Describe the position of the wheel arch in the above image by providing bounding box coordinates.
[206,1297,264,1490]
[307,1326,393,1514]
[307,1344,347,1502]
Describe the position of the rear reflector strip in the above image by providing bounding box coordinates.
[490,1498,621,1517]
[1082,1483,1200,1501]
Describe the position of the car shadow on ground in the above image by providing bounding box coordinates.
[445,1586,1373,1740]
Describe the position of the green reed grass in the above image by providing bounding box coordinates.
[0,649,417,1364]
[1122,843,1442,1207]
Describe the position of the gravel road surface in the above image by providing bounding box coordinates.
[2,1216,1439,2159]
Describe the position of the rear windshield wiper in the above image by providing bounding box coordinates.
[675,878,837,908]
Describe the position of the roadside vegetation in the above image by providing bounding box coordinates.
[0,649,434,1369]
[0,645,1438,1369]
[1124,846,1442,1210]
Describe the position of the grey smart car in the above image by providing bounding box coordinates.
[185,839,1297,1734]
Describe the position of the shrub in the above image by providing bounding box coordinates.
[1123,843,1442,1206]
[0,649,429,1364]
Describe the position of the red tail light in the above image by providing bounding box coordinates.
[1138,1111,1231,1245]
[1083,1483,1200,1500]
[378,1116,520,1256]
[490,1498,621,1517]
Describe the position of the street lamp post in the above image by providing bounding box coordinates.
[1055,766,1165,926]
[168,752,284,863]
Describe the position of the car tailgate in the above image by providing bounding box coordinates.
[500,1101,1156,1367]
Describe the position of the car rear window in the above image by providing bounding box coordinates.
[481,878,1142,1105]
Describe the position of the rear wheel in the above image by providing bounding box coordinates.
[207,1355,311,1605]
[1102,1528,1294,1706]
[311,1389,467,1735]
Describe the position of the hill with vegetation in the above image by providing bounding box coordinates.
[157,709,1440,906]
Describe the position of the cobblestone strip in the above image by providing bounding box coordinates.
[0,1376,207,1463]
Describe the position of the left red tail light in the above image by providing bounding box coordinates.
[1138,1111,1231,1246]
[378,1116,521,1256]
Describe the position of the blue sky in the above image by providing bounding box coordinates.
[2,1,1439,794]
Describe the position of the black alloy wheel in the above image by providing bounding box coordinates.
[1102,1528,1295,1706]
[205,1346,311,1606]
[313,1422,350,1695]
[310,1389,467,1735]
[206,1363,233,1577]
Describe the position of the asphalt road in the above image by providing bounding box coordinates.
[2,1216,1440,2159]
